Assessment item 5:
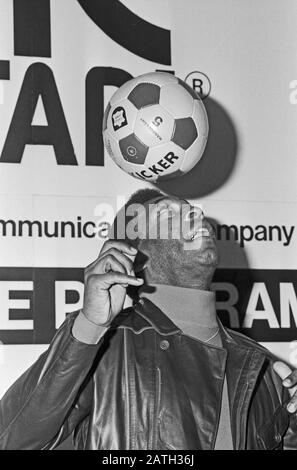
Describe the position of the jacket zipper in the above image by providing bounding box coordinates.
[124,329,131,449]
[150,337,162,450]
[237,381,250,449]
[211,374,226,449]
[235,351,265,449]
[153,366,162,449]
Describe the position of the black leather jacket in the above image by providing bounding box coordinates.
[0,297,296,450]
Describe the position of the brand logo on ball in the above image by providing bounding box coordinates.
[152,116,163,127]
[131,151,181,181]
[112,107,128,131]
[140,117,162,141]
[127,146,137,157]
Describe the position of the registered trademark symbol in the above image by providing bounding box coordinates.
[185,71,211,100]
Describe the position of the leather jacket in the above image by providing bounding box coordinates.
[0,297,296,450]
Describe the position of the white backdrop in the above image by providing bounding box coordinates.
[0,0,297,398]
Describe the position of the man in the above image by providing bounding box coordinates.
[0,188,297,450]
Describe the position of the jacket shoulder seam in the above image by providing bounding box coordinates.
[226,328,276,359]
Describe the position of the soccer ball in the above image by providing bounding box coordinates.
[102,72,209,182]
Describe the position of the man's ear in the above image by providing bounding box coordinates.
[126,248,148,301]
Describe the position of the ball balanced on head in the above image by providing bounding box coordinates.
[103,72,209,182]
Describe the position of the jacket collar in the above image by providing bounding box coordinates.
[132,297,265,357]
[131,297,266,355]
[132,297,182,335]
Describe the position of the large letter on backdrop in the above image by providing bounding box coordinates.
[13,0,51,57]
[85,67,132,166]
[0,63,77,165]
[78,0,171,65]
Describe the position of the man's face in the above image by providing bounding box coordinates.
[132,195,219,280]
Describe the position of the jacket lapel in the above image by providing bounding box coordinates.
[220,326,267,449]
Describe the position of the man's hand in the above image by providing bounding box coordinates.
[273,361,297,413]
[82,240,144,327]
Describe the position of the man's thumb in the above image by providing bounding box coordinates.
[273,361,297,398]
[273,361,292,381]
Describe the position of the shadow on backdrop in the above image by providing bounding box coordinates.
[207,216,255,333]
[207,216,251,271]
[155,97,239,199]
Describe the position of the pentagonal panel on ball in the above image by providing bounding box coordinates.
[128,83,160,109]
[134,104,175,148]
[109,77,140,107]
[137,72,178,87]
[107,99,138,141]
[172,117,198,150]
[160,83,194,118]
[119,133,149,165]
[109,74,178,108]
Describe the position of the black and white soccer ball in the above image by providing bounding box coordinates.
[103,72,209,182]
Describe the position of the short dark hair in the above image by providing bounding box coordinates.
[125,188,164,207]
